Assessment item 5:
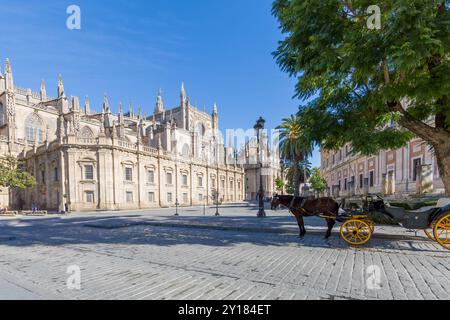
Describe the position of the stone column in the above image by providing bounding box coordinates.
[66,149,78,211]
[157,154,162,207]
[189,163,193,206]
[111,146,117,207]
[137,152,142,209]
[59,149,66,213]
[419,164,433,194]
[206,166,210,205]
[97,149,115,210]
[45,152,51,210]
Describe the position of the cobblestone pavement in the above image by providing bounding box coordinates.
[0,205,449,300]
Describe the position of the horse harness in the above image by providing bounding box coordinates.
[288,197,308,213]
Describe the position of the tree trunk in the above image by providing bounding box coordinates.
[434,140,450,197]
[293,158,301,197]
[388,102,450,196]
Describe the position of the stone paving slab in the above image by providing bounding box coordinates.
[0,270,62,300]
[0,206,448,300]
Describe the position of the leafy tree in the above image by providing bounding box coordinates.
[272,0,450,196]
[0,156,36,189]
[285,183,295,195]
[309,167,328,194]
[277,114,313,196]
[275,176,285,193]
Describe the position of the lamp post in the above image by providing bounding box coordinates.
[254,117,266,218]
[175,199,179,216]
[172,126,180,216]
[212,188,220,216]
[215,197,220,216]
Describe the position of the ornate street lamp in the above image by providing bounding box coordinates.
[254,117,266,218]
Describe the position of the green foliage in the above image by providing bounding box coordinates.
[0,156,36,189]
[277,115,313,196]
[275,176,285,192]
[272,0,450,194]
[309,167,328,193]
[298,159,312,182]
[277,115,312,162]
[285,184,295,195]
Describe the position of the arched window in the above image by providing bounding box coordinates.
[80,126,94,138]
[0,103,5,126]
[25,113,44,144]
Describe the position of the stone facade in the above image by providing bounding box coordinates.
[241,134,282,200]
[0,59,245,212]
[320,140,445,198]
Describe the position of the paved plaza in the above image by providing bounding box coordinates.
[0,204,449,300]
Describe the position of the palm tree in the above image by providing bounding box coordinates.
[277,115,312,197]
[298,159,312,183]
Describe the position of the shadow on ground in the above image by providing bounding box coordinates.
[0,213,445,255]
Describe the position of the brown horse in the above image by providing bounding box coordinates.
[271,195,340,239]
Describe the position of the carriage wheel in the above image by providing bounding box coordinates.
[424,225,435,241]
[340,219,373,246]
[364,220,375,233]
[433,213,450,250]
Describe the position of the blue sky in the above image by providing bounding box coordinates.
[0,0,320,167]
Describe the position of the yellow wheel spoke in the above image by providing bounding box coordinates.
[340,219,372,246]
[434,213,450,250]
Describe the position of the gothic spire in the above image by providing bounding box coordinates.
[154,89,164,114]
[212,102,218,130]
[57,74,65,97]
[180,81,186,107]
[99,112,105,135]
[128,102,133,118]
[84,96,90,114]
[5,58,12,73]
[118,102,124,124]
[137,104,142,119]
[5,58,14,90]
[40,79,47,101]
[71,96,80,111]
[102,94,110,113]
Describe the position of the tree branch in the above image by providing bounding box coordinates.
[387,100,449,144]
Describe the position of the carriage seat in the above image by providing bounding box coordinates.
[436,198,450,208]
[384,203,436,221]
[405,197,450,214]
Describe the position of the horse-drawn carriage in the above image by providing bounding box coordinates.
[271,194,450,250]
[337,196,450,250]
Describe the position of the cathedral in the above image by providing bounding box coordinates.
[0,59,246,212]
